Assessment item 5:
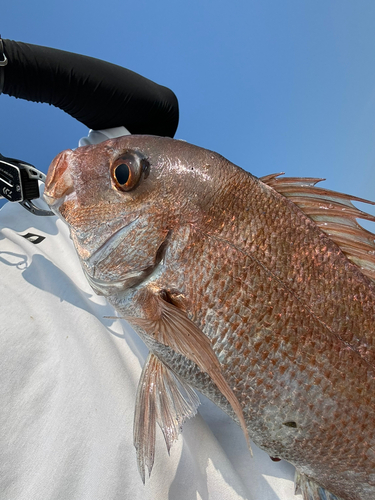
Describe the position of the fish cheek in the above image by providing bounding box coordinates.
[58,198,83,227]
[92,223,170,282]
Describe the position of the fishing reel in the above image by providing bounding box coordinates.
[0,153,54,216]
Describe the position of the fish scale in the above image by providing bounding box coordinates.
[155,225,375,497]
[238,195,375,362]
[44,135,375,500]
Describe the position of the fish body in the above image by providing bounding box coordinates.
[44,135,375,500]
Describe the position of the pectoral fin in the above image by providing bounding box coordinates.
[133,352,200,483]
[130,289,252,456]
[295,470,342,500]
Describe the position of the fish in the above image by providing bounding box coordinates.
[43,135,375,500]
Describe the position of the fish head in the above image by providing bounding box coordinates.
[44,135,232,293]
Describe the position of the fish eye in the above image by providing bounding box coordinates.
[111,152,147,192]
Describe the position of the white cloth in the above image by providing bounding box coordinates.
[0,200,302,500]
[78,127,130,147]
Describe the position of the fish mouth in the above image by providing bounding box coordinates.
[43,192,66,214]
[44,150,75,209]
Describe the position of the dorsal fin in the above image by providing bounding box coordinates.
[260,173,375,282]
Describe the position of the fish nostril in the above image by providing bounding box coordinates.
[44,150,74,201]
[282,421,298,428]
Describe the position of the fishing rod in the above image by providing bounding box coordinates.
[0,153,54,216]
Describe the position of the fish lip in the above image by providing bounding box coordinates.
[43,192,69,214]
[44,150,75,202]
[43,192,60,210]
[85,216,140,266]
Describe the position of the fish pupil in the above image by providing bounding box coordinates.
[115,163,130,185]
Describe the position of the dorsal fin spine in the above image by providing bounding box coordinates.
[260,174,375,282]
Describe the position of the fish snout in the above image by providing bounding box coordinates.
[44,150,74,208]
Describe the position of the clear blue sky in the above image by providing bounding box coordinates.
[1,1,375,226]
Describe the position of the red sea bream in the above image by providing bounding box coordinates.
[44,135,375,500]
